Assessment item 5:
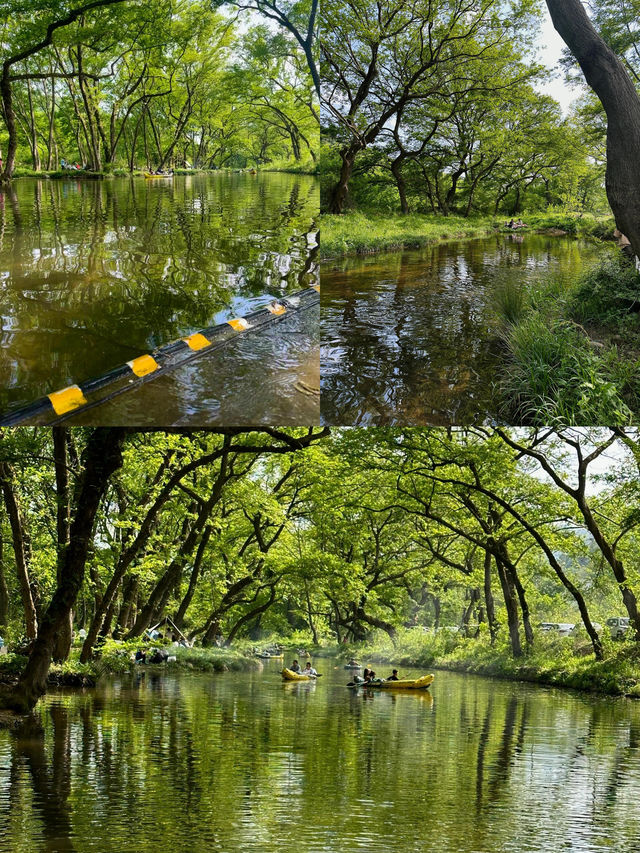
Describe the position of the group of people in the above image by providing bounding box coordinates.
[506,218,527,229]
[289,659,318,676]
[134,647,172,665]
[353,667,400,684]
[60,159,89,171]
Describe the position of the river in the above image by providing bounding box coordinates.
[321,234,604,425]
[0,172,318,423]
[1,663,638,852]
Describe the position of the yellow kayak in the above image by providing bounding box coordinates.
[281,668,315,681]
[144,171,173,179]
[364,674,434,690]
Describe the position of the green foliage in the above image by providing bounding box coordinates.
[570,253,640,330]
[320,211,496,258]
[499,314,638,425]
[1,0,316,175]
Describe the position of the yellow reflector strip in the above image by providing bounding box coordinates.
[183,333,211,351]
[311,284,320,292]
[268,303,287,316]
[228,317,250,331]
[49,385,88,415]
[127,354,159,377]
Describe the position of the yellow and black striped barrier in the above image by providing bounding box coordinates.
[0,285,319,426]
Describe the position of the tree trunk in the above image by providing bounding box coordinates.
[0,462,38,640]
[0,525,9,627]
[1,64,18,180]
[52,428,72,662]
[391,156,409,214]
[3,429,125,713]
[483,548,497,644]
[305,585,319,644]
[113,574,138,638]
[173,524,212,629]
[546,0,640,258]
[328,145,358,214]
[494,551,522,658]
[26,79,41,171]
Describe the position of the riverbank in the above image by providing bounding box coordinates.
[495,250,640,424]
[320,210,615,260]
[320,211,496,259]
[9,165,308,180]
[0,644,261,692]
[340,631,640,698]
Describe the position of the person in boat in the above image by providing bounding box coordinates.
[386,669,399,681]
[290,659,301,673]
[303,662,317,677]
[348,658,360,666]
[362,667,372,681]
[364,669,376,683]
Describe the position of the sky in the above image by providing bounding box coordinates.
[535,5,583,114]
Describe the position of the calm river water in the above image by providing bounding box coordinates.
[1,664,638,852]
[321,234,604,425]
[0,173,318,421]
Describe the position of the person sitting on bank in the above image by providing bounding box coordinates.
[507,219,515,229]
[290,659,301,673]
[387,669,399,681]
[303,662,318,677]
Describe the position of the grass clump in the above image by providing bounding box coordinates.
[495,251,640,425]
[499,315,638,425]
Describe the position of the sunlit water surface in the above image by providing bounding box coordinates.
[321,234,604,425]
[0,664,639,852]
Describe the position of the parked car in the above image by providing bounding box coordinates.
[606,616,630,639]
[538,622,574,636]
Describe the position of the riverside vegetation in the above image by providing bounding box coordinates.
[3,428,640,714]
[320,0,640,424]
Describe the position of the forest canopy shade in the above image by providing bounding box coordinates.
[3,427,640,712]
[0,0,318,179]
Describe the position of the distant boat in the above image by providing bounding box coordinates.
[144,171,174,179]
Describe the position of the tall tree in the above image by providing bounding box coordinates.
[546,0,640,259]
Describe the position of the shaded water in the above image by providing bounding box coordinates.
[62,304,319,425]
[0,173,318,418]
[1,665,639,852]
[321,234,604,425]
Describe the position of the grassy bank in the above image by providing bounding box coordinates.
[320,210,615,260]
[0,642,261,691]
[320,211,497,259]
[341,629,640,697]
[496,251,640,424]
